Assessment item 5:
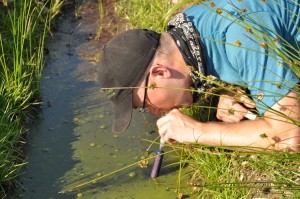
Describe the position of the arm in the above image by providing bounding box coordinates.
[157,89,300,152]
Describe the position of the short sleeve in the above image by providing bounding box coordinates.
[224,12,299,114]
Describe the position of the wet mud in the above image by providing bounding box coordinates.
[11,0,182,198]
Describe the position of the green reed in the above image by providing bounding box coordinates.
[0,0,63,196]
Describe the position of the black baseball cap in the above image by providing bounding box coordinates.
[98,29,161,133]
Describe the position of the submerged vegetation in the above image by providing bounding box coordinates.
[0,0,63,196]
[115,0,300,198]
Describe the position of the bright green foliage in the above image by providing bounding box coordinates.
[115,0,173,32]
[0,0,63,195]
[183,146,300,198]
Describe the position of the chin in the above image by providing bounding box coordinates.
[181,104,192,108]
[178,100,193,108]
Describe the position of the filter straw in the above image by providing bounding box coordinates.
[150,138,164,178]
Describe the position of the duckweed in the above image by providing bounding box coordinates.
[128,172,137,177]
[90,143,96,147]
[100,125,106,129]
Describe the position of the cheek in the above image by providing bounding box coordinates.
[154,93,170,107]
[184,91,193,104]
[177,90,193,106]
[150,87,193,110]
[158,90,188,109]
[151,89,174,108]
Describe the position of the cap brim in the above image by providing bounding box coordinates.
[112,93,133,133]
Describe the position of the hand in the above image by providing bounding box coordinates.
[157,109,201,144]
[216,89,256,122]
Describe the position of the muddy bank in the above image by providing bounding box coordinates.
[11,1,181,198]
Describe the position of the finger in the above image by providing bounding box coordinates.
[237,89,256,108]
[163,133,177,144]
[157,109,180,127]
[156,114,170,128]
[217,107,246,122]
[239,95,256,108]
[216,109,229,120]
[158,124,173,144]
[157,121,167,137]
[228,115,242,122]
[231,102,253,118]
[221,114,242,123]
[157,115,173,140]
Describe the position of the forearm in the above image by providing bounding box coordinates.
[157,90,300,152]
[193,89,300,151]
[192,118,297,151]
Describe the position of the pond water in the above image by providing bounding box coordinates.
[11,1,188,199]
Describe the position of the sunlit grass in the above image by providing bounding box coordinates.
[176,144,300,198]
[0,0,63,196]
[115,0,175,32]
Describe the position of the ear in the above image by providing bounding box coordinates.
[149,64,171,78]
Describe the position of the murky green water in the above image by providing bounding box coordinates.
[11,1,189,199]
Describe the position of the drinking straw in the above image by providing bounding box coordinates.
[150,138,164,178]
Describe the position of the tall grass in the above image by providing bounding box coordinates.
[115,0,300,198]
[115,0,175,32]
[0,0,63,196]
[182,146,300,198]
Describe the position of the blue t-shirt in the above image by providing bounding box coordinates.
[184,0,299,114]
